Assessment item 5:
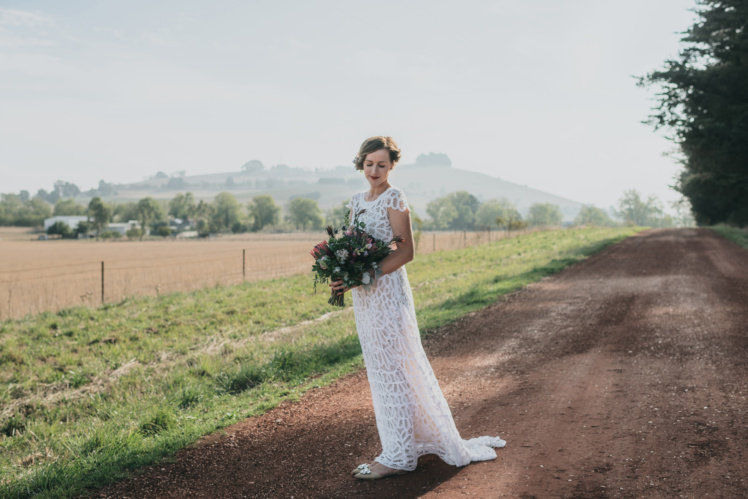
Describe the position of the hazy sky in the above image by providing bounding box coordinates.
[1,0,696,209]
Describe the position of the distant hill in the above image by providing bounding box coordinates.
[389,164,582,221]
[109,162,583,221]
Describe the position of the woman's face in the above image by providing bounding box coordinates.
[363,149,394,189]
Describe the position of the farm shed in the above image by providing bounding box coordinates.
[43,216,88,231]
[107,220,146,236]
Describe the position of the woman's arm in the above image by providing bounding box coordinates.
[375,207,415,276]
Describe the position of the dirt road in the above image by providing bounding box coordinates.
[91,228,748,498]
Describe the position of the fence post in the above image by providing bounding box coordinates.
[463,230,467,248]
[488,226,491,243]
[101,261,105,305]
[242,249,246,281]
[432,233,436,252]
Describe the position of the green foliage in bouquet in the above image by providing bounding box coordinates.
[310,209,403,306]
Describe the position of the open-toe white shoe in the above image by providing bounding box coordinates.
[353,463,408,480]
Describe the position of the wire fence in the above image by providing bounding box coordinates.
[0,229,524,320]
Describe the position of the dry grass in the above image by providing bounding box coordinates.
[0,229,516,320]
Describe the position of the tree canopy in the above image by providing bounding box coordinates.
[0,194,52,227]
[287,197,324,230]
[88,197,111,240]
[426,191,480,230]
[616,190,669,227]
[639,0,748,226]
[248,195,280,231]
[168,192,196,221]
[475,199,518,229]
[53,199,86,217]
[212,192,244,233]
[573,205,615,227]
[135,197,164,240]
[526,203,563,227]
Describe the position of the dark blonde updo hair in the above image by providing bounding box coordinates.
[353,136,401,171]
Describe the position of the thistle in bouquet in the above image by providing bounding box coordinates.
[310,209,403,307]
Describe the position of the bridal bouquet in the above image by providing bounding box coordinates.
[310,209,403,307]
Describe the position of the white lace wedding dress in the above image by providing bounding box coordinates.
[348,186,506,471]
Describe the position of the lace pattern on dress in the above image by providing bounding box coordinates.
[349,186,505,471]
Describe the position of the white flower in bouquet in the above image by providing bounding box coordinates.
[335,249,349,262]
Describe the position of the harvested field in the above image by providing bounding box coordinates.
[0,229,514,320]
[0,227,35,242]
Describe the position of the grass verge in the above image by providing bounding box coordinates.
[711,224,748,249]
[0,226,642,498]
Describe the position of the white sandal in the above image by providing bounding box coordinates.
[353,463,407,480]
[351,463,368,475]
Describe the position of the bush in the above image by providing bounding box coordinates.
[47,221,74,239]
[154,226,172,237]
[125,227,143,240]
[76,220,92,237]
[231,222,249,233]
[99,230,122,240]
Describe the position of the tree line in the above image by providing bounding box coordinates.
[43,193,327,240]
[0,187,688,239]
[639,0,748,226]
[421,189,685,231]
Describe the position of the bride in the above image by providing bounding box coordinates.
[330,136,506,480]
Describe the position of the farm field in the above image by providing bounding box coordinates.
[0,226,640,498]
[0,229,502,320]
[0,228,36,242]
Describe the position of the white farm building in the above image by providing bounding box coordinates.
[106,220,146,236]
[44,216,88,231]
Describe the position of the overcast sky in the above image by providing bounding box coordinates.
[1,0,696,209]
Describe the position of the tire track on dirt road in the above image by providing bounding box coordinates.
[89,228,748,498]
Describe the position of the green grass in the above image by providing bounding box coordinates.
[0,226,642,498]
[711,224,748,249]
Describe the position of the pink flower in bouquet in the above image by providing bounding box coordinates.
[310,240,329,259]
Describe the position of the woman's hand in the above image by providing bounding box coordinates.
[330,279,354,295]
[330,271,373,295]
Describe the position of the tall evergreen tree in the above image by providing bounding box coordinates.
[639,0,748,226]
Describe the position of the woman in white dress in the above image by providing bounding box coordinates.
[330,136,506,480]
